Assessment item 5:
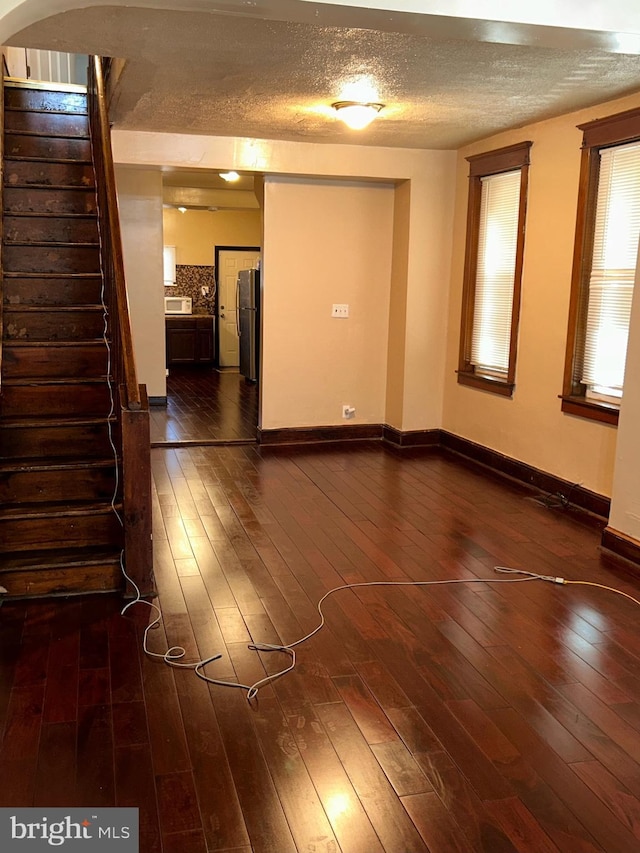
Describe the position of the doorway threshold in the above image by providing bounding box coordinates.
[151,438,257,449]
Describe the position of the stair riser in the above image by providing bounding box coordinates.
[4,310,106,341]
[4,159,94,189]
[0,564,122,598]
[4,186,97,215]
[4,133,91,161]
[5,88,87,114]
[3,276,102,307]
[3,244,100,273]
[3,110,89,137]
[0,514,122,553]
[1,468,117,505]
[4,215,98,244]
[2,344,109,378]
[0,422,115,460]
[1,384,111,417]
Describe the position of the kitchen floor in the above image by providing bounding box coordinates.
[149,366,258,445]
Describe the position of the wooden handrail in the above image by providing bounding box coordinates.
[87,55,141,410]
[87,56,154,596]
[0,63,4,400]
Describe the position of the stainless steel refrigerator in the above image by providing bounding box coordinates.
[236,268,260,382]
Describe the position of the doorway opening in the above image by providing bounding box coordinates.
[149,366,258,444]
[152,233,262,445]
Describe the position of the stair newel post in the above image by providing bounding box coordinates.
[120,384,153,596]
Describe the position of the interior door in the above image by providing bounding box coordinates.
[217,248,261,367]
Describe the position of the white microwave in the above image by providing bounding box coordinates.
[164,296,192,314]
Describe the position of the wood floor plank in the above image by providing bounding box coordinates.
[252,696,340,853]
[33,721,76,807]
[571,760,640,842]
[76,702,115,807]
[114,743,162,853]
[483,795,561,852]
[402,790,484,852]
[370,740,433,796]
[493,706,640,852]
[3,441,640,853]
[210,686,298,853]
[332,673,399,744]
[387,705,516,851]
[316,702,430,853]
[446,698,601,852]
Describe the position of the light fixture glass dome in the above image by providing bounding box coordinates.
[332,101,384,130]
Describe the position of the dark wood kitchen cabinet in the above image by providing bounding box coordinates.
[165,315,214,365]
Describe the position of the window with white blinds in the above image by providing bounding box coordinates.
[471,171,522,375]
[459,142,530,396]
[582,140,640,399]
[563,106,640,424]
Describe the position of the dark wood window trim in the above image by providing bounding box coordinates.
[458,141,532,397]
[562,105,640,426]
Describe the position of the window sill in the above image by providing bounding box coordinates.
[560,395,619,426]
[457,371,514,397]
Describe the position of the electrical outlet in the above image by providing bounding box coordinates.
[342,405,355,419]
[332,303,349,318]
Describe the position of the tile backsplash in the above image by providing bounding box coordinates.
[165,264,215,314]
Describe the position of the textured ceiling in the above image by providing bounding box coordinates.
[11,5,640,151]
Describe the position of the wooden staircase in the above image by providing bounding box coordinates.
[0,63,153,599]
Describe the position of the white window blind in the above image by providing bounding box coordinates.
[471,170,521,374]
[163,246,176,286]
[582,141,640,396]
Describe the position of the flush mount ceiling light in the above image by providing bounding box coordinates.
[219,171,240,182]
[332,101,384,130]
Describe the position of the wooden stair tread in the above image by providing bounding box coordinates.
[0,547,121,573]
[0,456,115,472]
[2,376,109,386]
[3,211,97,219]
[4,129,90,141]
[0,414,115,428]
[3,339,106,347]
[4,106,88,117]
[3,240,99,248]
[4,304,104,312]
[4,155,92,165]
[3,182,95,191]
[0,500,121,520]
[2,271,102,278]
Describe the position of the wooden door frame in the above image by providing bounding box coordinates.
[214,245,260,366]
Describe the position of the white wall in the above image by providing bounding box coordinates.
[114,167,166,399]
[2,45,27,76]
[261,177,393,429]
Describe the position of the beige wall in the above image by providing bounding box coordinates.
[163,208,262,266]
[114,167,166,399]
[443,90,640,498]
[113,130,457,432]
[261,177,393,429]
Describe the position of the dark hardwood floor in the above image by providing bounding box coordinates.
[150,367,258,445]
[2,442,640,852]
